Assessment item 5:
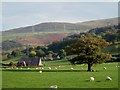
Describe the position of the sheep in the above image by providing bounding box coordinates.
[71,67,74,70]
[50,85,58,89]
[48,67,51,70]
[36,68,38,70]
[55,67,57,69]
[20,68,22,69]
[39,70,42,73]
[116,66,120,68]
[106,76,112,81]
[16,68,18,69]
[27,67,30,69]
[59,66,61,67]
[90,77,95,81]
[42,67,44,69]
[103,67,107,70]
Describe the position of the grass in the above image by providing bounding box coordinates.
[2,62,118,88]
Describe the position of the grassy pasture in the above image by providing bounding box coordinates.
[2,62,118,88]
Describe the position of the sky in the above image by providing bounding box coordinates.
[1,1,118,31]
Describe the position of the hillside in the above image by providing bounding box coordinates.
[2,40,22,51]
[3,17,118,34]
[16,33,69,46]
[47,24,120,54]
[2,17,118,51]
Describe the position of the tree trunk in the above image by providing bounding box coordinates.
[87,63,92,72]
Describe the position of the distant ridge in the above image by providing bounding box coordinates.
[3,17,118,34]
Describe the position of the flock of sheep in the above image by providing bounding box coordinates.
[5,65,118,89]
[37,66,113,89]
[49,76,112,89]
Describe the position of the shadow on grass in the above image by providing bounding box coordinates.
[1,88,119,90]
[2,69,91,72]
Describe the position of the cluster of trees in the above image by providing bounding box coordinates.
[5,45,67,60]
[7,49,20,58]
[66,24,120,44]
[21,46,47,58]
[47,38,78,53]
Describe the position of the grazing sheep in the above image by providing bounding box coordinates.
[50,85,58,89]
[59,66,61,67]
[36,68,38,70]
[20,68,22,69]
[42,67,44,69]
[71,67,74,70]
[27,68,30,69]
[39,70,42,73]
[55,67,57,69]
[90,77,95,81]
[116,66,120,68]
[103,67,107,70]
[16,68,18,69]
[48,67,51,70]
[106,76,112,81]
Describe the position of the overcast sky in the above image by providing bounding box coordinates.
[1,1,118,31]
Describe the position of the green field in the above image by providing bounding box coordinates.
[2,62,119,88]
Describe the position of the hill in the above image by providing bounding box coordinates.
[2,40,22,51]
[3,17,118,34]
[47,24,120,54]
[2,17,118,50]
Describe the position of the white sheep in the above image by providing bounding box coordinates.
[103,67,107,70]
[48,67,51,70]
[20,68,23,69]
[116,66,120,68]
[90,77,95,81]
[42,67,44,69]
[27,67,30,69]
[36,68,38,70]
[50,85,58,89]
[55,67,57,69]
[106,76,112,81]
[71,67,74,70]
[39,70,42,73]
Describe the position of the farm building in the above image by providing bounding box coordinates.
[17,57,43,67]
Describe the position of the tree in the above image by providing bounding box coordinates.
[11,50,20,57]
[7,53,12,59]
[29,51,36,57]
[9,61,14,66]
[58,49,66,59]
[36,50,45,57]
[65,38,112,72]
